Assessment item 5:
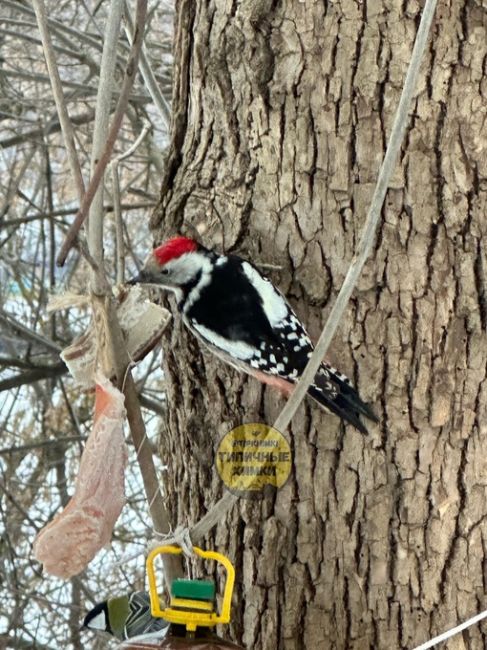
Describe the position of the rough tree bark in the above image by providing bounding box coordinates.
[151,1,487,648]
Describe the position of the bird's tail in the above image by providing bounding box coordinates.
[307,363,378,434]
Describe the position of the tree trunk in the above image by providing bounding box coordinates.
[152,1,487,648]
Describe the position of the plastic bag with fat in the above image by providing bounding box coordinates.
[33,375,127,578]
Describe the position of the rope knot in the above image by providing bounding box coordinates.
[152,524,194,557]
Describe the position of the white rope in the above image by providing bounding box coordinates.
[412,609,487,650]
[122,360,136,393]
[147,484,163,510]
[152,524,194,557]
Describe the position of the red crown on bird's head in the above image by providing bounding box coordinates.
[153,236,198,265]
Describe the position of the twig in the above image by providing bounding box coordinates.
[0,482,40,530]
[0,356,53,370]
[100,295,183,586]
[3,0,125,61]
[0,436,87,455]
[59,377,84,445]
[0,311,61,354]
[0,363,67,393]
[188,0,438,543]
[110,122,151,283]
[0,110,96,150]
[74,238,105,277]
[0,634,56,650]
[56,0,149,267]
[0,68,108,96]
[0,146,38,220]
[79,0,104,36]
[123,0,171,128]
[31,0,85,201]
[87,0,125,272]
[114,122,152,165]
[0,26,96,64]
[2,202,155,227]
[138,394,166,417]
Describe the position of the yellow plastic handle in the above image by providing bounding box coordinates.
[146,545,235,625]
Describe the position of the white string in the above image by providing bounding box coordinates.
[152,524,194,557]
[110,551,144,568]
[134,412,151,462]
[412,609,487,650]
[121,359,136,393]
[147,484,162,510]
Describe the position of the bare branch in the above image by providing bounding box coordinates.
[0,0,176,643]
[0,26,94,63]
[0,69,101,94]
[110,122,151,283]
[2,202,155,227]
[0,110,96,150]
[0,436,87,455]
[87,0,125,271]
[0,633,57,650]
[2,0,123,59]
[0,363,67,392]
[100,295,184,587]
[123,0,171,129]
[138,393,166,417]
[56,0,149,267]
[0,311,61,354]
[31,0,85,201]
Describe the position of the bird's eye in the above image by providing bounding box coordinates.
[161,269,169,275]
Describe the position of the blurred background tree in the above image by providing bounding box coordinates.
[0,1,173,647]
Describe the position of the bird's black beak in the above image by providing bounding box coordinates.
[127,270,149,285]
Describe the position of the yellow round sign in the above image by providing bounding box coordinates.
[216,423,292,496]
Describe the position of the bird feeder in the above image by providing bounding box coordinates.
[146,545,235,634]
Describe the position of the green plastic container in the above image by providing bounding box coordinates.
[171,579,215,601]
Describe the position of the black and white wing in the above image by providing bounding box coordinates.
[183,255,376,431]
[125,592,169,639]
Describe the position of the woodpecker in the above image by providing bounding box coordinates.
[129,236,377,433]
[83,591,169,640]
